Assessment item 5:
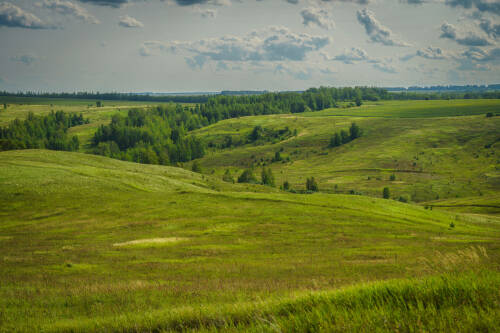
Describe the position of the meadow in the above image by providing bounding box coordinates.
[0,97,499,332]
[191,100,500,211]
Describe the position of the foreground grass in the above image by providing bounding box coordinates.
[0,150,499,332]
[25,270,500,332]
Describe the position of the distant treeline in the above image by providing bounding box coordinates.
[199,87,389,122]
[390,91,500,100]
[0,91,209,104]
[0,111,85,151]
[1,86,499,106]
[91,105,206,165]
[386,84,500,92]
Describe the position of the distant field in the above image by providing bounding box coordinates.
[192,108,500,206]
[307,99,500,118]
[0,150,499,332]
[0,97,180,148]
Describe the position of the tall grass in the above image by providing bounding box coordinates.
[41,247,500,332]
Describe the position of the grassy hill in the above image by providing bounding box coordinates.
[191,100,500,210]
[0,149,499,332]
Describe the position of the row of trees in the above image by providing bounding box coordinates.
[329,123,362,147]
[198,87,389,123]
[91,106,206,165]
[0,111,84,151]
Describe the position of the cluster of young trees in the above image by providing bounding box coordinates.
[0,111,85,151]
[329,123,362,148]
[91,106,206,165]
[236,167,275,186]
[306,177,319,192]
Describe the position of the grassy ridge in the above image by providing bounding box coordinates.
[308,99,500,118]
[1,150,499,332]
[192,105,500,206]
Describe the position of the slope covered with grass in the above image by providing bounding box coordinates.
[192,100,500,207]
[0,150,499,332]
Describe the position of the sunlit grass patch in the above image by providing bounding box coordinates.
[113,237,188,248]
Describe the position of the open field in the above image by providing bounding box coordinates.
[1,150,499,331]
[0,98,499,331]
[308,99,500,118]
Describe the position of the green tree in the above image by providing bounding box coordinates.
[340,130,350,144]
[3,103,6,109]
[261,167,275,187]
[273,151,282,162]
[355,97,362,107]
[306,177,319,192]
[238,169,257,184]
[222,169,234,183]
[96,101,102,108]
[349,122,361,140]
[192,161,202,173]
[283,180,290,191]
[383,187,390,199]
[330,132,342,147]
[390,174,396,181]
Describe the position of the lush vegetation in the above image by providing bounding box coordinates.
[0,150,499,332]
[0,95,499,332]
[0,111,86,151]
[91,106,206,165]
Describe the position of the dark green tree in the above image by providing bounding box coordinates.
[283,180,290,191]
[273,151,282,162]
[238,169,257,184]
[192,161,202,173]
[349,122,361,140]
[261,167,275,187]
[306,177,319,192]
[383,187,390,199]
[340,130,350,144]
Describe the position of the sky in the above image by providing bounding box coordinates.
[0,0,499,92]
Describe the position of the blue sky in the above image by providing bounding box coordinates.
[0,0,499,92]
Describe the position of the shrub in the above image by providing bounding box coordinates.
[383,187,390,199]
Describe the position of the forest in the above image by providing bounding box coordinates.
[91,105,206,165]
[0,111,85,151]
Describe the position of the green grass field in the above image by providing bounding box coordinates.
[192,100,500,209]
[0,98,499,332]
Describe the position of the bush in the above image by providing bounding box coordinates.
[222,169,234,183]
[192,161,202,173]
[383,187,390,199]
[238,169,257,184]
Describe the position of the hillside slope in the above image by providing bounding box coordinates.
[0,150,499,331]
[191,102,500,208]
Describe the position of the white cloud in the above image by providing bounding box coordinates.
[301,7,335,30]
[0,2,53,29]
[118,15,144,28]
[38,0,99,24]
[356,8,411,47]
[140,26,330,70]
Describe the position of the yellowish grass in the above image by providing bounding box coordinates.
[113,237,187,247]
